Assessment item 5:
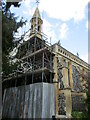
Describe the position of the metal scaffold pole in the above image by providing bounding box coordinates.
[50,37,52,83]
[42,39,44,82]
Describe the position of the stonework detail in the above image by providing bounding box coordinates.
[57,60,64,89]
[58,93,66,115]
[72,65,82,92]
[72,95,86,112]
[58,68,64,89]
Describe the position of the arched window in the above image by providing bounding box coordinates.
[38,26,40,31]
[31,25,33,31]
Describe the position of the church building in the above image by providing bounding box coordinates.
[2,6,90,118]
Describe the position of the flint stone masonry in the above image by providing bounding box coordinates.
[2,83,55,118]
[72,65,82,92]
[58,93,66,115]
[72,95,86,112]
[58,68,64,89]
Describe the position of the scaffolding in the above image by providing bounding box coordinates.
[2,26,55,90]
[2,4,55,93]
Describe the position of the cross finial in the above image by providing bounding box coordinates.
[36,0,39,7]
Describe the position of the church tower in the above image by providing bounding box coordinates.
[30,7,43,38]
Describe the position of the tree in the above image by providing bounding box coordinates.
[86,92,90,117]
[2,1,26,76]
[86,72,90,117]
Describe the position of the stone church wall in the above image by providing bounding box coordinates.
[72,65,83,92]
[58,93,66,115]
[71,94,86,112]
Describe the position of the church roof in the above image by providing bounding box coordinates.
[32,7,41,19]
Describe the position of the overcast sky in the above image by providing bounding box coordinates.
[10,0,89,63]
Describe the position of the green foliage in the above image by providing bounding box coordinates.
[72,111,88,119]
[72,92,90,119]
[2,1,26,76]
[86,92,90,116]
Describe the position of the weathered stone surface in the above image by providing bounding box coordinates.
[58,68,64,89]
[72,95,86,112]
[58,93,66,115]
[72,65,82,92]
[2,83,55,118]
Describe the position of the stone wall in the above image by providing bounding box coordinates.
[72,65,82,92]
[71,94,86,112]
[57,59,64,89]
[58,93,66,115]
[58,68,64,89]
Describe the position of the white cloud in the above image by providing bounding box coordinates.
[39,0,89,22]
[22,0,35,17]
[22,10,28,15]
[80,53,88,63]
[60,23,69,39]
[42,19,51,37]
[43,19,57,44]
[22,8,34,16]
[24,0,31,6]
